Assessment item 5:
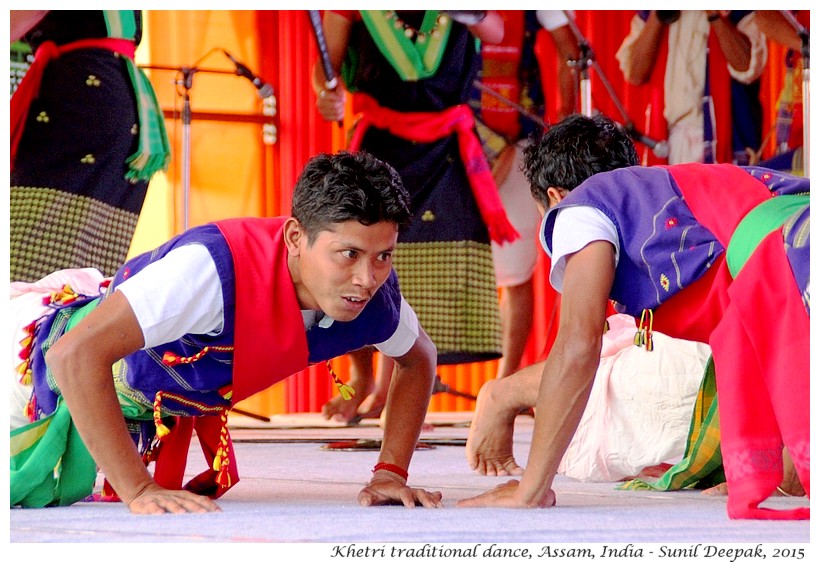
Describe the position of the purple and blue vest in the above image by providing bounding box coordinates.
[541,165,809,316]
[32,223,403,418]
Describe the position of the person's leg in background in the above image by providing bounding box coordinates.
[491,143,540,379]
[321,347,374,423]
[321,348,395,423]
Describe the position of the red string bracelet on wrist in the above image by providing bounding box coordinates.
[373,462,408,481]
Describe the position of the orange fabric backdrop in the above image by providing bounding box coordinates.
[139,10,794,416]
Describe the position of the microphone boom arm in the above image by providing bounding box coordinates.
[222,49,274,99]
[562,10,669,158]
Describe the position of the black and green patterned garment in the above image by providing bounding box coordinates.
[11,10,149,282]
[344,11,502,364]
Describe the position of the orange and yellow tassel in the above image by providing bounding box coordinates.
[326,360,355,400]
[153,391,172,439]
[213,409,232,488]
[16,320,37,386]
[43,284,80,306]
[161,345,234,367]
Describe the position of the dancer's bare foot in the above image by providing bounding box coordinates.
[457,479,556,508]
[701,481,806,497]
[701,482,729,496]
[623,463,673,481]
[466,378,524,476]
[355,391,386,420]
[700,449,805,497]
[777,449,806,497]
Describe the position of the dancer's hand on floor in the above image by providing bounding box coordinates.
[465,378,524,476]
[321,394,361,424]
[358,473,443,508]
[126,482,222,514]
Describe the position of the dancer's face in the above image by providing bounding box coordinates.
[285,218,398,322]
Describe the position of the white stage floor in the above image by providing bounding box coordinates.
[8,412,811,557]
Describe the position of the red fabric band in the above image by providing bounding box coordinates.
[11,38,137,170]
[373,462,408,481]
[347,93,520,245]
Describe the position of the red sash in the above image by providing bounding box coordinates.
[10,38,136,170]
[348,93,519,244]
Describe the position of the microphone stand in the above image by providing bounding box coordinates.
[562,11,668,157]
[180,66,194,232]
[779,10,810,177]
[141,63,240,231]
[568,33,593,117]
[564,11,633,119]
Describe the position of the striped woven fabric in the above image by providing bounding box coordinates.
[11,188,141,282]
[10,400,97,508]
[393,240,502,365]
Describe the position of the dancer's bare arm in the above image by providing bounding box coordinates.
[358,327,443,508]
[466,11,504,44]
[706,11,752,73]
[754,11,804,51]
[312,11,351,122]
[459,241,615,507]
[619,12,664,85]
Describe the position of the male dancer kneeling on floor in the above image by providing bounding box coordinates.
[458,114,809,520]
[10,151,443,514]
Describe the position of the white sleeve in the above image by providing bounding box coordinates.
[549,206,619,292]
[115,243,225,349]
[373,297,420,358]
[615,13,645,76]
[728,11,768,84]
[535,10,571,32]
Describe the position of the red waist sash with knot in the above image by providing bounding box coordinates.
[348,93,520,244]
